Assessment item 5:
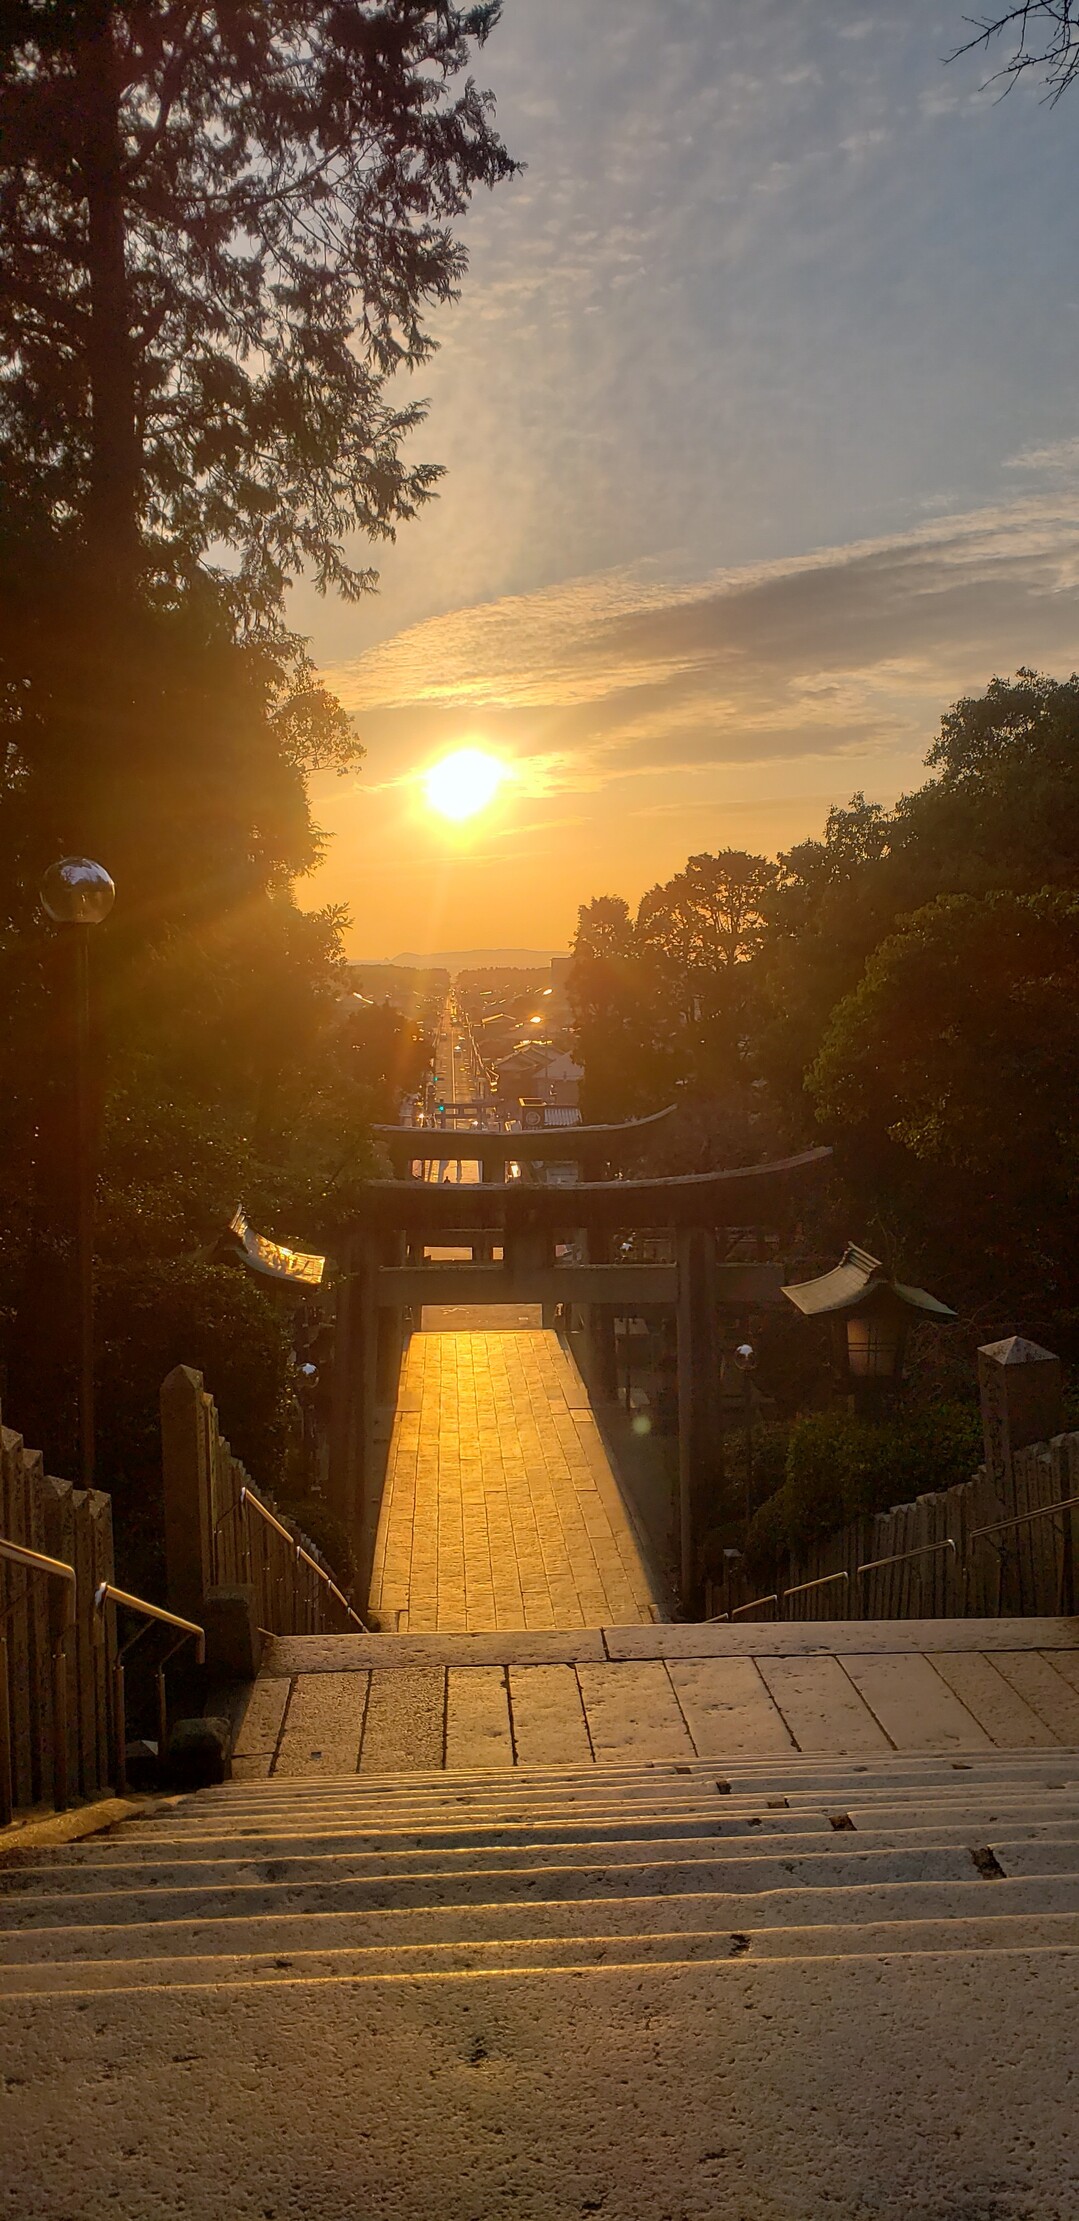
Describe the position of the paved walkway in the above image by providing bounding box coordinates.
[367,1325,664,1633]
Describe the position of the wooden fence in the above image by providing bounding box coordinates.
[161,1365,366,1638]
[710,1430,1079,1624]
[0,1410,114,1819]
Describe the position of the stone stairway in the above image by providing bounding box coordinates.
[2,1748,1079,2216]
[4,1754,1079,1987]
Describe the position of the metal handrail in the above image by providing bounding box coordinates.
[968,1495,1079,1545]
[782,1570,849,1604]
[724,1497,1079,1628]
[0,1535,76,1823]
[856,1538,957,1577]
[94,1583,205,1794]
[730,1592,778,1621]
[238,1492,368,1634]
[239,1485,368,1632]
[238,1484,293,1549]
[94,1584,205,1655]
[0,1536,77,1620]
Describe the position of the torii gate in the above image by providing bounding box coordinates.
[328,1129,830,1609]
[371,1102,677,1184]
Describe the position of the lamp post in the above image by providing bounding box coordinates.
[732,1340,757,1524]
[40,859,115,1489]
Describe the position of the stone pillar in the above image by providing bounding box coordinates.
[503,1221,553,1321]
[675,1226,722,1610]
[978,1337,1062,1488]
[160,1364,214,1626]
[327,1236,355,1535]
[376,1230,407,1401]
[581,1226,618,1399]
[351,1233,381,1594]
[327,1233,379,1566]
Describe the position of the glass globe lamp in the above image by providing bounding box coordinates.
[40,857,115,926]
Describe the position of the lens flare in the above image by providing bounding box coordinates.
[424,748,506,822]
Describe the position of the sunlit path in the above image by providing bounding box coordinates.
[368,1324,664,1633]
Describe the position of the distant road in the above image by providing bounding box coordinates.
[428,994,491,1185]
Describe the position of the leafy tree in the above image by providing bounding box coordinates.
[808,889,1079,1303]
[568,897,672,1121]
[638,850,778,979]
[570,856,780,1118]
[572,895,635,964]
[0,1,518,607]
[0,4,518,1496]
[337,997,433,1120]
[0,551,358,926]
[760,675,1079,1127]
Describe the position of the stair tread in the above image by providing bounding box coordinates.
[3,1915,1079,1995]
[6,1857,1079,1955]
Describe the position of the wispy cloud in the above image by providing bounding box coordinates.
[322,494,1079,798]
[1005,438,1079,474]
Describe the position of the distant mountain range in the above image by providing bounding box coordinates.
[375,947,568,972]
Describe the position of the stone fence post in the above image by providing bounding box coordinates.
[160,1363,215,1626]
[977,1336,1062,1492]
[161,1363,265,1679]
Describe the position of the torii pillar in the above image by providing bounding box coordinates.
[675,1225,723,1608]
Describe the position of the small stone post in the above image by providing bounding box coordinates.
[977,1336,1062,1488]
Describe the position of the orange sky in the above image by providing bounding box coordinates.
[293,4,1079,960]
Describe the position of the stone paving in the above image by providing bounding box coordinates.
[243,1617,1079,1776]
[367,1324,664,1633]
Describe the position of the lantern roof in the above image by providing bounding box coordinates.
[220,1206,326,1288]
[782,1243,954,1322]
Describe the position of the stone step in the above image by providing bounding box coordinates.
[177,1769,1079,1811]
[3,1915,1078,1995]
[14,1813,1079,1899]
[197,1751,1079,1794]
[180,1769,1079,1808]
[146,1780,1079,1823]
[6,1852,1079,1961]
[2,1864,1077,1950]
[58,1801,1079,1860]
[2,1949,1073,2221]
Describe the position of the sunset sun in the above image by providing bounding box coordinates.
[423,746,507,822]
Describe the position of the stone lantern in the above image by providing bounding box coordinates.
[782,1243,954,1407]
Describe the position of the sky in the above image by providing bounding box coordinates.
[293,0,1079,960]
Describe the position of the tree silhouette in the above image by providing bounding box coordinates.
[0,3,518,609]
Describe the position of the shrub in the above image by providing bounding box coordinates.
[744,1399,983,1578]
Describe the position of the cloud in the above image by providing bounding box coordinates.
[1005,438,1079,474]
[321,494,1079,795]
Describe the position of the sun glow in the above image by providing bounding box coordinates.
[424,747,507,822]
